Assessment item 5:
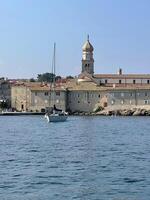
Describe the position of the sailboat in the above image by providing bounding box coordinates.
[45,43,68,122]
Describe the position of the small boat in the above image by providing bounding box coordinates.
[45,43,68,123]
[45,110,68,122]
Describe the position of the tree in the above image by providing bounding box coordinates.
[55,76,62,82]
[66,75,74,79]
[0,100,9,109]
[37,73,55,82]
[30,78,36,82]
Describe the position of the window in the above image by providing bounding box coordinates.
[121,93,124,97]
[144,100,148,105]
[133,80,136,84]
[35,92,37,96]
[105,79,107,84]
[98,94,100,98]
[56,91,60,96]
[147,80,150,84]
[145,92,148,96]
[78,94,80,97]
[44,92,48,96]
[119,80,121,84]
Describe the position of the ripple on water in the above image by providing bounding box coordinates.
[0,116,150,200]
[123,178,146,183]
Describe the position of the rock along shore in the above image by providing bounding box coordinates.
[70,107,150,116]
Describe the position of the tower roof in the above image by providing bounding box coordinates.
[82,35,94,51]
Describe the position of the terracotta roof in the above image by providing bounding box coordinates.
[11,80,150,92]
[66,80,106,91]
[65,79,150,91]
[30,85,66,91]
[12,82,66,91]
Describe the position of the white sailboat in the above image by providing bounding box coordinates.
[45,43,68,122]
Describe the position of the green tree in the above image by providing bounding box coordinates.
[0,100,8,109]
[55,76,62,81]
[37,73,55,82]
[66,75,74,79]
[29,78,36,82]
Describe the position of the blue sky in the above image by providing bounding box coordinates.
[0,0,150,78]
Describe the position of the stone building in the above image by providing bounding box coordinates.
[66,36,150,112]
[10,36,150,113]
[11,82,67,112]
[66,79,106,112]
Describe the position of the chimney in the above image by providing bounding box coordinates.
[118,68,122,75]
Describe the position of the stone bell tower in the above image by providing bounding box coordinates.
[82,35,94,74]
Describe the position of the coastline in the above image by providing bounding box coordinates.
[0,112,44,116]
[1,106,150,116]
[70,106,150,116]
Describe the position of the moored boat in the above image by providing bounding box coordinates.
[45,43,68,123]
[45,111,68,122]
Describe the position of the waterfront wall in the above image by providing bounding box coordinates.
[11,82,150,113]
[11,85,67,112]
[29,90,67,112]
[107,90,150,107]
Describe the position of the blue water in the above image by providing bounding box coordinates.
[0,116,150,200]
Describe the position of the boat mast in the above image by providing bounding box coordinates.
[52,43,56,106]
[53,42,56,87]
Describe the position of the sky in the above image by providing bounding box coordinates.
[0,0,150,78]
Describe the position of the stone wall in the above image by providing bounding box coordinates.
[30,90,67,112]
[107,90,150,107]
[67,90,105,112]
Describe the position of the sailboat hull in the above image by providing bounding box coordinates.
[46,114,68,122]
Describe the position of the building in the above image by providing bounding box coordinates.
[10,36,150,113]
[11,82,67,112]
[82,35,94,74]
[67,36,150,112]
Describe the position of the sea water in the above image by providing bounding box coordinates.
[0,116,150,200]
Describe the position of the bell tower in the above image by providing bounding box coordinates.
[82,35,94,74]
